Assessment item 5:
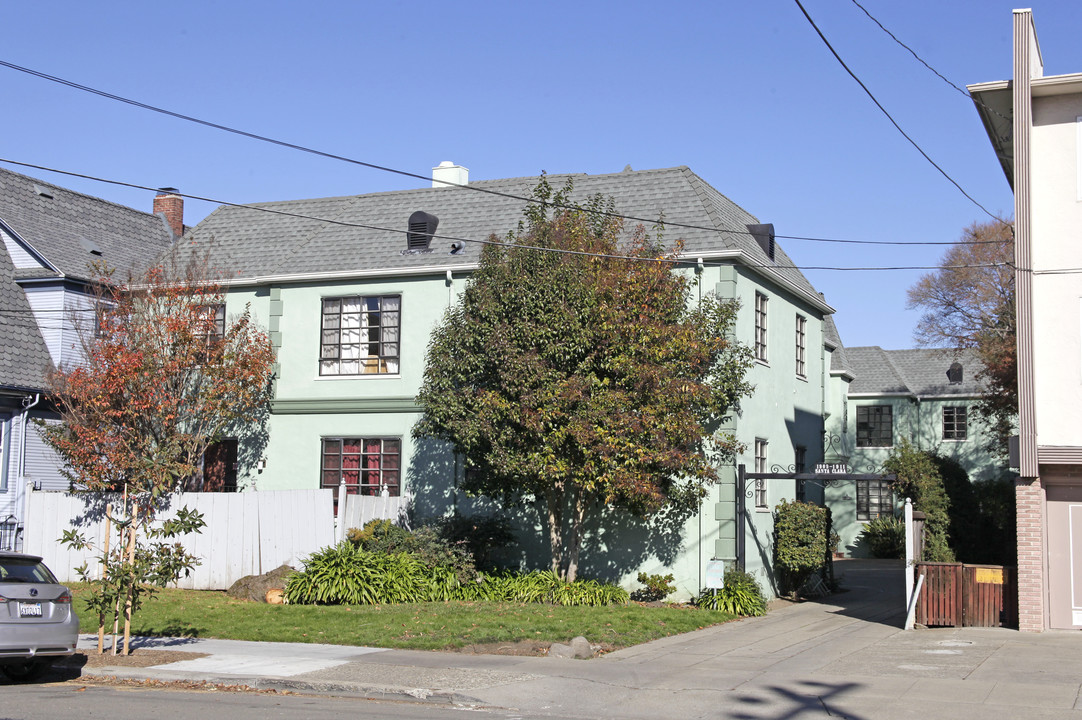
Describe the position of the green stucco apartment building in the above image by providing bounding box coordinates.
[186,164,840,598]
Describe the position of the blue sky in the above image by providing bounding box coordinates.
[2,1,1079,349]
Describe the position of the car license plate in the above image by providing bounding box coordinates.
[19,602,42,617]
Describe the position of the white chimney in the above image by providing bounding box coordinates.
[432,161,469,188]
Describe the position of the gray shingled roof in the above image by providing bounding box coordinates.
[822,315,854,378]
[0,167,173,281]
[0,239,53,390]
[189,166,823,304]
[847,346,984,396]
[0,166,175,392]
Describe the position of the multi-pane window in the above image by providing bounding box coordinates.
[754,292,768,362]
[856,406,893,448]
[795,314,806,378]
[321,437,401,503]
[754,438,768,509]
[320,296,400,375]
[857,478,892,521]
[196,303,225,346]
[943,406,968,441]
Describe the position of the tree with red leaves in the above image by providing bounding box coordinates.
[42,250,275,654]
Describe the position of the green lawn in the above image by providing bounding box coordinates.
[72,585,738,651]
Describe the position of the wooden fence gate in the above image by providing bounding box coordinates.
[915,562,1017,628]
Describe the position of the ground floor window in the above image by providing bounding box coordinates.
[856,478,892,521]
[754,439,768,509]
[321,437,401,503]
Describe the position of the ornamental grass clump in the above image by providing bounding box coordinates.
[285,543,629,606]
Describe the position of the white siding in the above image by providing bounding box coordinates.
[21,285,95,369]
[22,416,67,493]
[0,226,46,269]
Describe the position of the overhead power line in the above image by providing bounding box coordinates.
[792,0,1002,223]
[0,59,1005,247]
[847,0,1012,123]
[0,157,1011,276]
[0,159,1012,276]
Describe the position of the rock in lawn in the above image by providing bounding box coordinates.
[226,564,296,603]
[549,636,594,659]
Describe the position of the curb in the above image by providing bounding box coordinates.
[74,666,489,706]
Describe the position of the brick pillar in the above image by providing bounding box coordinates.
[1015,477,1046,632]
[153,188,184,238]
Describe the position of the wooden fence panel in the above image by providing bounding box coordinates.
[23,488,338,590]
[961,565,1017,628]
[916,562,962,627]
[916,562,1017,628]
[337,494,410,542]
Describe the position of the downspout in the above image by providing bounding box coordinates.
[696,258,704,595]
[15,393,40,543]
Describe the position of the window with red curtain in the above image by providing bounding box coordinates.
[321,437,401,504]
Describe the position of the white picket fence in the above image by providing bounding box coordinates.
[21,487,407,590]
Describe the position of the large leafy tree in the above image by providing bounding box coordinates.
[415,179,753,581]
[906,220,1015,460]
[41,250,275,654]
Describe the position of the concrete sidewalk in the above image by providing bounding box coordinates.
[70,560,1082,718]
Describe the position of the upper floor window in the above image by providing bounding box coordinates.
[795,314,806,378]
[754,292,768,362]
[321,437,401,504]
[196,303,226,347]
[943,406,968,441]
[856,405,893,448]
[320,295,400,375]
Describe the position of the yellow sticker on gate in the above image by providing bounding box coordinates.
[975,567,1003,584]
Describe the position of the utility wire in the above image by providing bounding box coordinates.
[793,0,1002,222]
[0,156,1012,277]
[0,59,1006,246]
[847,0,1012,123]
[0,157,1010,275]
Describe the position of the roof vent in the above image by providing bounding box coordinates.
[947,362,963,384]
[33,184,53,199]
[79,236,103,256]
[406,211,439,251]
[747,223,775,261]
[450,241,466,255]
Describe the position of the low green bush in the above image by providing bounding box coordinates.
[860,516,905,559]
[429,514,515,571]
[286,543,629,607]
[346,519,413,554]
[631,572,676,602]
[695,568,766,616]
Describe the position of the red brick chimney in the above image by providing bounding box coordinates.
[153,188,184,239]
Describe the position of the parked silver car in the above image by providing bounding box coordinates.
[0,551,79,680]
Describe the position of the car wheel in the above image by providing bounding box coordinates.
[2,659,50,682]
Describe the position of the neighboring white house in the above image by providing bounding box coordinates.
[969,9,1082,631]
[0,167,177,548]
